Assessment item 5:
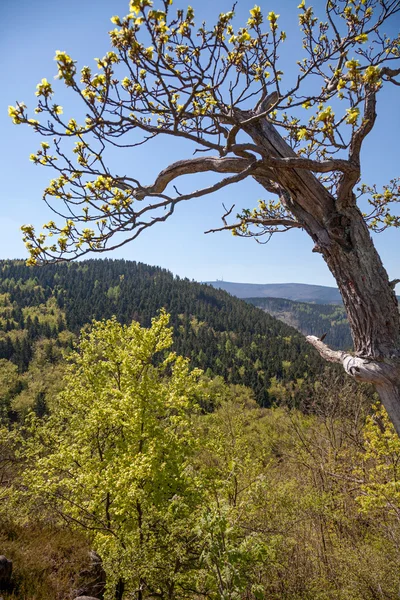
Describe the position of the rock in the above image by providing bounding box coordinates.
[0,556,12,590]
[72,551,105,600]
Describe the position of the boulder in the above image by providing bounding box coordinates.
[0,556,12,590]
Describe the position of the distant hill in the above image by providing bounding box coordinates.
[245,297,352,351]
[206,281,343,304]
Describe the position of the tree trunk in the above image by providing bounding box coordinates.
[377,382,400,435]
[243,116,400,435]
[319,204,399,358]
[116,577,125,600]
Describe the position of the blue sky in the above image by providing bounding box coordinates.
[1,0,399,287]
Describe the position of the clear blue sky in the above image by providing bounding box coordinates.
[1,0,399,288]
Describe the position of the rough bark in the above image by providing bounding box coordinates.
[242,114,400,434]
[376,382,400,436]
[320,206,399,358]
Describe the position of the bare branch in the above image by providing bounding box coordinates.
[381,66,400,84]
[226,142,356,174]
[349,88,377,165]
[306,334,400,415]
[306,335,347,363]
[267,156,356,175]
[337,86,377,207]
[205,218,302,235]
[133,156,256,199]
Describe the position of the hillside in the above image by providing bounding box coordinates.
[3,260,399,600]
[246,296,352,351]
[206,281,344,303]
[0,259,328,410]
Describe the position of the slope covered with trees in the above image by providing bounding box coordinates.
[2,309,400,600]
[246,296,353,351]
[0,258,327,412]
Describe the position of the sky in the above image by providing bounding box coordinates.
[1,0,399,287]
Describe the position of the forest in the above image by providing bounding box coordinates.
[1,259,400,599]
[245,297,353,351]
[0,259,329,414]
[4,0,400,597]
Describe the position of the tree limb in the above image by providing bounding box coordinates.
[349,88,377,165]
[205,217,302,235]
[131,156,258,199]
[228,144,355,174]
[306,335,400,389]
[306,335,347,363]
[337,87,377,207]
[381,66,400,85]
[267,156,356,174]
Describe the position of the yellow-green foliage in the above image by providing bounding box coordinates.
[11,338,67,416]
[356,402,400,518]
[193,391,400,599]
[12,311,205,598]
[0,293,17,329]
[22,297,64,327]
[4,315,400,599]
[0,293,12,307]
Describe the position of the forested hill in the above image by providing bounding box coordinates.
[246,297,352,351]
[0,259,326,407]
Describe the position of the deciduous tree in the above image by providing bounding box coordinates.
[15,312,204,598]
[9,1,400,432]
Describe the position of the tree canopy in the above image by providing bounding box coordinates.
[8,0,399,262]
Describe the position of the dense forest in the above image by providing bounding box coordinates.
[0,259,328,414]
[246,296,353,350]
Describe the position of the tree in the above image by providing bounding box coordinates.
[0,358,20,421]
[16,311,205,598]
[9,1,400,431]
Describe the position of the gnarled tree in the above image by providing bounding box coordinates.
[9,1,400,431]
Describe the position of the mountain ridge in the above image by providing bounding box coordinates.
[205,281,343,304]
